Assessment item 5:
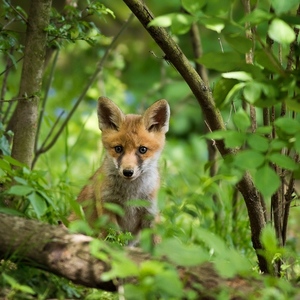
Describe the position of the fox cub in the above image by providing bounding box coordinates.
[75,96,170,242]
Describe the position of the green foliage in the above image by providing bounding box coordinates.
[1,0,300,298]
[0,154,71,223]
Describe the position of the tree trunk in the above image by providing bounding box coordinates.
[9,0,52,168]
[122,0,268,273]
[0,213,264,299]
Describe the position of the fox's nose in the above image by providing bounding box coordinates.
[123,169,134,178]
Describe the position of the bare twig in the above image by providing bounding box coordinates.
[0,56,24,77]
[34,49,60,154]
[6,1,28,24]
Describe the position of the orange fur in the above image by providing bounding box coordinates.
[72,97,170,243]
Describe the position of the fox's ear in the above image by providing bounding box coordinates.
[97,97,125,131]
[143,99,170,133]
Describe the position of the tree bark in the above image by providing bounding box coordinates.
[0,213,264,299]
[9,0,52,168]
[122,0,268,273]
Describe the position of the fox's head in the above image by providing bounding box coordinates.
[97,97,170,180]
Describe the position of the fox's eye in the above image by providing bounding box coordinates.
[139,146,147,154]
[115,146,123,153]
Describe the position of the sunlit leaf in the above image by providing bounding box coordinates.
[200,17,225,33]
[268,18,296,44]
[270,0,300,14]
[243,82,262,104]
[171,13,195,35]
[148,14,173,28]
[222,71,252,81]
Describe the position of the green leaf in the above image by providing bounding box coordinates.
[213,78,237,107]
[260,225,277,252]
[268,18,296,44]
[206,130,245,148]
[243,82,262,104]
[223,131,246,148]
[256,50,281,73]
[170,13,195,35]
[224,34,252,54]
[270,0,300,14]
[223,82,246,107]
[232,109,251,131]
[294,133,300,153]
[275,117,300,135]
[197,52,245,72]
[247,134,269,152]
[233,150,265,170]
[254,164,281,199]
[286,98,300,112]
[0,159,11,172]
[102,253,139,280]
[148,13,195,35]
[269,139,288,151]
[256,126,273,135]
[268,153,297,171]
[27,192,47,218]
[3,155,26,168]
[148,14,173,28]
[200,17,225,33]
[241,9,273,24]
[103,202,124,217]
[155,270,183,297]
[155,238,209,267]
[181,0,206,15]
[8,185,34,196]
[222,71,252,81]
[2,273,35,294]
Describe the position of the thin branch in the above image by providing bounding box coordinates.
[0,56,24,77]
[6,1,28,24]
[282,155,299,246]
[32,110,65,168]
[34,49,60,153]
[189,23,209,85]
[31,13,135,167]
[0,49,14,119]
[242,0,257,133]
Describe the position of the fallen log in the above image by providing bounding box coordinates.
[0,213,263,299]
